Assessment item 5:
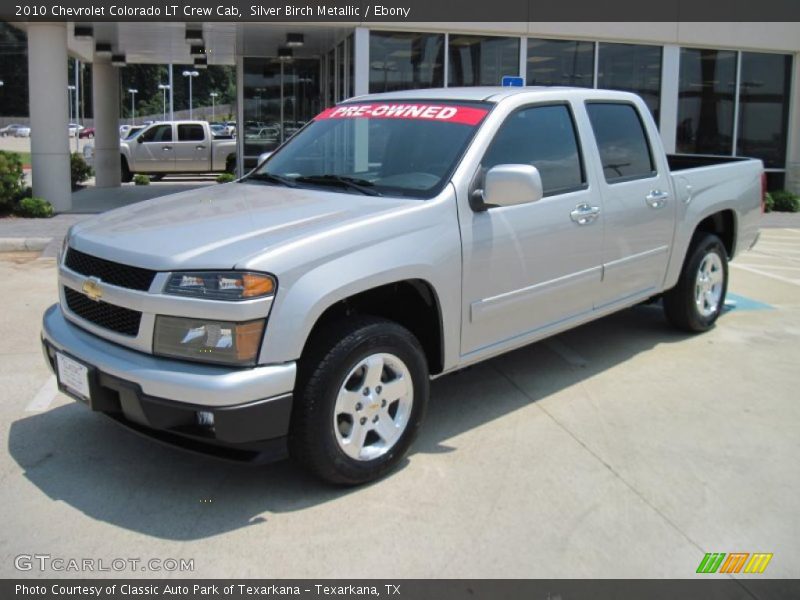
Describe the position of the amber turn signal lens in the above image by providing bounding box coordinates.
[242,273,275,298]
[235,320,266,361]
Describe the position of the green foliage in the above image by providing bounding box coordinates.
[0,150,26,211]
[763,192,774,212]
[133,174,151,186]
[770,190,800,213]
[15,197,54,218]
[70,152,93,188]
[216,172,236,184]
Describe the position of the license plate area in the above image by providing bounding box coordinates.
[55,351,91,403]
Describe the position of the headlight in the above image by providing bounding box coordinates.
[164,271,276,301]
[154,316,265,366]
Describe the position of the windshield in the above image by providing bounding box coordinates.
[246,101,491,198]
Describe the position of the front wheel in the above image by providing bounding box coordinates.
[663,233,728,332]
[290,317,429,485]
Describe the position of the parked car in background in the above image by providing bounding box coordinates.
[14,125,31,137]
[78,127,95,139]
[0,123,25,137]
[68,123,84,137]
[42,88,763,485]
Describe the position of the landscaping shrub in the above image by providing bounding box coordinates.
[15,197,54,218]
[764,192,774,212]
[133,174,150,185]
[770,190,800,212]
[216,172,236,184]
[70,152,93,188]
[0,150,25,211]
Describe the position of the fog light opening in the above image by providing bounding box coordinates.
[196,410,215,428]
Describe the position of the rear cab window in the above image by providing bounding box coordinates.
[585,102,656,183]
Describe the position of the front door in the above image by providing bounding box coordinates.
[584,102,676,309]
[132,123,175,172]
[459,103,604,358]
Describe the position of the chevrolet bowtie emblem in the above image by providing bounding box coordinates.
[82,277,103,302]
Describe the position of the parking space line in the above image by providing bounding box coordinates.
[731,263,800,286]
[25,375,58,412]
[545,338,588,368]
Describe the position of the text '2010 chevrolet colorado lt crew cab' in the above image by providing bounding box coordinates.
[42,87,763,484]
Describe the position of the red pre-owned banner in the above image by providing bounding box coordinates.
[315,103,489,125]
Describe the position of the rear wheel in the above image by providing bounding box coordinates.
[289,317,429,485]
[663,233,728,332]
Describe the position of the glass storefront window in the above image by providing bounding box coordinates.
[737,52,792,168]
[597,42,662,123]
[527,38,594,88]
[448,35,520,87]
[242,57,320,167]
[369,31,444,93]
[676,48,737,156]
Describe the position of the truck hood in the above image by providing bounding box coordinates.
[68,182,413,271]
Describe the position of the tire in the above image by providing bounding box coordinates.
[120,156,133,183]
[289,316,429,485]
[663,233,728,332]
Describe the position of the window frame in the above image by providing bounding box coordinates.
[140,123,173,143]
[479,101,589,199]
[584,100,658,185]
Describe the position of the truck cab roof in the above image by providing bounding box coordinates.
[347,86,641,104]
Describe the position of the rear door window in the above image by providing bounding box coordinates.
[178,124,205,142]
[585,102,655,182]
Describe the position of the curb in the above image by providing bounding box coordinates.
[0,237,53,252]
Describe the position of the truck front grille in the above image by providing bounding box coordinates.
[64,287,142,337]
[65,248,156,292]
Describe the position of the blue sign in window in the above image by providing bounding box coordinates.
[501,76,524,87]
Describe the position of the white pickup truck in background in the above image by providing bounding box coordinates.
[85,120,237,181]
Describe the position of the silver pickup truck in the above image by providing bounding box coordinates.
[116,120,236,182]
[42,88,763,484]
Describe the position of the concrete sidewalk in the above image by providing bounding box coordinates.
[0,178,215,256]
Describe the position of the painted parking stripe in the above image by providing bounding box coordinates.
[25,375,58,412]
[731,263,800,286]
[724,293,774,311]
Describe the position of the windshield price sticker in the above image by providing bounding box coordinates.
[315,104,489,125]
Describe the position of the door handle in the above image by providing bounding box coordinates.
[196,145,206,150]
[162,146,172,151]
[646,189,669,208]
[570,203,601,225]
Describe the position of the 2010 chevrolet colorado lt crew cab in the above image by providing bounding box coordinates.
[42,87,763,485]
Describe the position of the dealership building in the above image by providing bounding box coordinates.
[14,21,800,211]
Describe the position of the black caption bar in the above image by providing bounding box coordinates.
[5,580,800,600]
[3,0,800,22]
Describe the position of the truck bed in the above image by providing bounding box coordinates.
[666,153,754,171]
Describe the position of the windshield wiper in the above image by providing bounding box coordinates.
[245,172,297,187]
[294,174,382,196]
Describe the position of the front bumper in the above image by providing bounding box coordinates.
[41,304,296,462]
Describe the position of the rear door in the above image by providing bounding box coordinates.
[132,123,175,172]
[584,102,676,309]
[174,123,209,171]
[459,102,604,358]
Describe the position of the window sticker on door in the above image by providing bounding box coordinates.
[315,104,489,126]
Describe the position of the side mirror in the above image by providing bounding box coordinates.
[136,136,144,144]
[477,164,543,210]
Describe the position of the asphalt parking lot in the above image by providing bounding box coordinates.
[0,229,798,580]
